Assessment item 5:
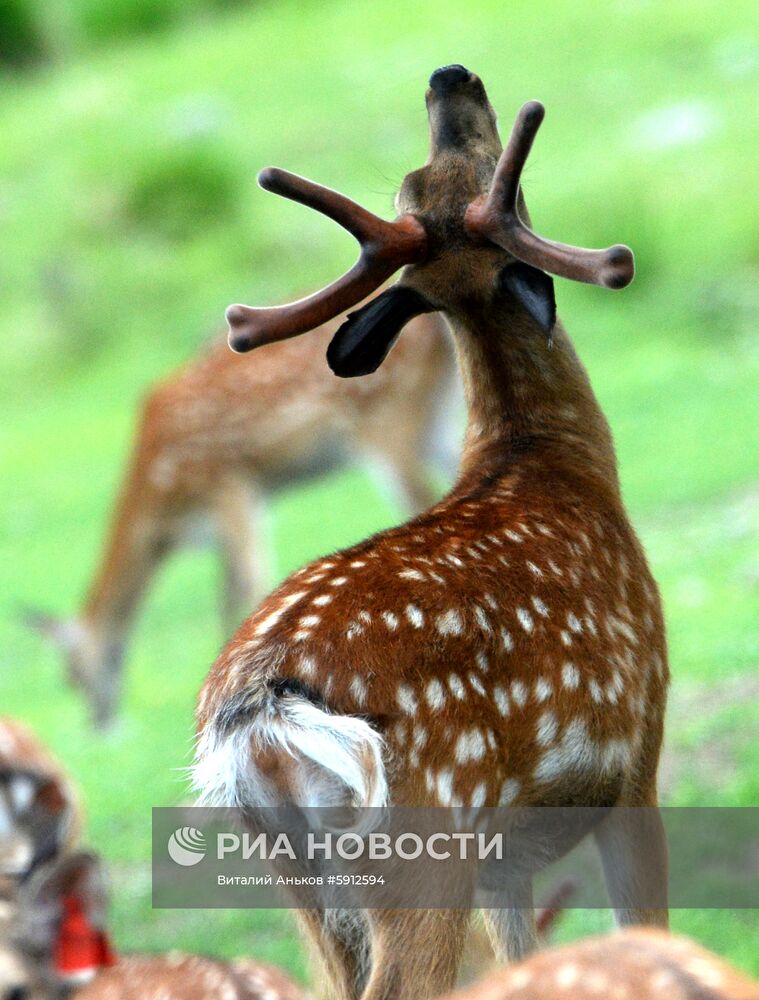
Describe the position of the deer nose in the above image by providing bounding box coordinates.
[5,988,30,1000]
[429,65,473,96]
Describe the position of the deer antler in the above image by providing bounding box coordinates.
[465,101,634,289]
[226,169,428,352]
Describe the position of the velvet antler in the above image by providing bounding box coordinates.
[465,101,634,289]
[226,169,428,353]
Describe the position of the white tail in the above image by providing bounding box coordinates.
[195,66,668,999]
[440,929,759,1000]
[28,304,454,728]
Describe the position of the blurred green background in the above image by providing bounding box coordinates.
[0,0,757,983]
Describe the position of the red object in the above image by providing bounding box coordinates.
[54,895,117,978]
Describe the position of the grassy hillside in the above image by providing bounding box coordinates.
[0,0,757,980]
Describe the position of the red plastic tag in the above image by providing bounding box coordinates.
[53,895,117,976]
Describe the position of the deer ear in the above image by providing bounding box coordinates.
[500,262,556,335]
[327,286,434,378]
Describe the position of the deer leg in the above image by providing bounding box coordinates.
[481,878,538,963]
[362,444,438,516]
[593,787,669,930]
[214,476,263,630]
[297,908,370,1000]
[78,516,179,727]
[361,908,471,1000]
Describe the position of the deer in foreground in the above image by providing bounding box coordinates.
[0,718,81,883]
[28,307,454,728]
[2,849,308,1000]
[194,65,669,1000]
[439,929,759,1000]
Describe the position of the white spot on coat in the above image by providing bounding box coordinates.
[468,673,486,696]
[426,679,446,710]
[494,686,510,716]
[397,684,418,714]
[350,676,367,706]
[567,612,583,634]
[254,591,306,636]
[436,609,464,636]
[474,605,491,632]
[510,681,527,707]
[499,777,520,805]
[455,728,486,763]
[448,674,467,700]
[405,604,424,628]
[399,569,426,582]
[436,769,454,806]
[516,608,534,633]
[562,662,580,689]
[534,678,552,702]
[531,596,549,618]
[471,782,487,808]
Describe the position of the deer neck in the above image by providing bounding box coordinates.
[80,565,137,667]
[447,306,620,500]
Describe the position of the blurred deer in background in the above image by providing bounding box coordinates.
[27,307,455,727]
[1,850,308,999]
[194,65,668,1000]
[439,929,759,1000]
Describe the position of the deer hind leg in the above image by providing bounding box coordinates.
[593,783,669,930]
[361,908,471,1000]
[297,908,370,1000]
[213,476,264,630]
[481,878,539,963]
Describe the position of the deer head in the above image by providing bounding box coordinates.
[23,613,123,730]
[1,852,110,999]
[226,65,633,375]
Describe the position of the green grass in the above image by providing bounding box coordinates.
[0,0,757,982]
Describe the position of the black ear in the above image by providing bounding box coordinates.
[500,262,556,335]
[327,286,434,378]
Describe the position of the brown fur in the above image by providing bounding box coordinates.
[196,68,669,999]
[439,929,759,1000]
[74,954,307,1000]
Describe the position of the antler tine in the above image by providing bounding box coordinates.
[226,168,428,353]
[465,101,634,290]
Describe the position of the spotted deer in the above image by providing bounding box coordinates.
[0,719,81,884]
[1,849,308,1000]
[438,929,759,1000]
[27,307,454,728]
[75,956,307,1000]
[194,65,669,1000]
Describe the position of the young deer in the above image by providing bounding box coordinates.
[194,65,669,999]
[0,719,81,883]
[28,309,454,728]
[2,849,307,999]
[438,929,759,1000]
